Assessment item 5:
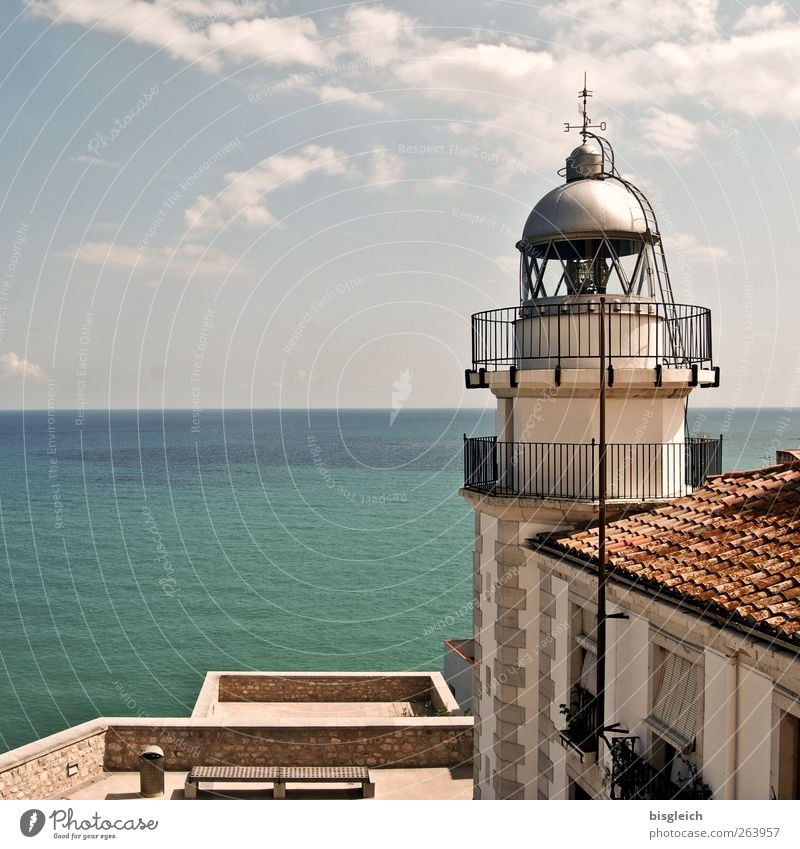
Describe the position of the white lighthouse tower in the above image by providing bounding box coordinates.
[460,85,721,799]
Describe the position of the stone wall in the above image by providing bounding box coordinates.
[0,724,106,800]
[537,570,557,800]
[491,518,528,800]
[472,512,483,800]
[218,674,436,705]
[104,720,473,770]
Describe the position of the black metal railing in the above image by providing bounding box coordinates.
[463,436,722,501]
[471,302,713,370]
[609,737,711,800]
[559,685,600,755]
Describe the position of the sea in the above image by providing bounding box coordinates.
[0,406,797,752]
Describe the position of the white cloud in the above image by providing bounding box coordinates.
[542,0,720,46]
[669,232,728,263]
[612,25,800,120]
[0,352,47,381]
[636,108,719,161]
[338,6,421,61]
[184,145,402,233]
[27,1,800,184]
[204,16,328,67]
[184,144,349,232]
[71,241,243,277]
[733,1,788,32]
[400,42,553,100]
[362,148,406,185]
[70,154,114,167]
[316,84,383,110]
[27,0,221,70]
[26,0,330,72]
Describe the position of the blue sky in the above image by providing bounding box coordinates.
[0,0,798,409]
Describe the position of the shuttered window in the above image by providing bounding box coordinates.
[644,653,698,751]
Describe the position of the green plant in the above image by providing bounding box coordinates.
[672,755,712,800]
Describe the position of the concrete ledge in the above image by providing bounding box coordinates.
[210,671,461,715]
[460,488,670,523]
[105,718,474,771]
[479,366,703,395]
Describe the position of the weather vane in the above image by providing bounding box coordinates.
[564,72,606,140]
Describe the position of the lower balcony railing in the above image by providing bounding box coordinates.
[609,737,711,800]
[464,436,722,501]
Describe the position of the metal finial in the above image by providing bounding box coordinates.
[564,73,607,140]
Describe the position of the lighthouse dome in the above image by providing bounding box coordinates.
[522,177,650,244]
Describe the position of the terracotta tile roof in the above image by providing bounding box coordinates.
[538,462,800,645]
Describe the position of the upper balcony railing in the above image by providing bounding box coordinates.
[463,435,722,502]
[471,301,713,371]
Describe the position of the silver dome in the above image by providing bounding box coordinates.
[522,178,650,243]
[565,142,603,181]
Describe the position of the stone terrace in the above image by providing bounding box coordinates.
[0,672,473,801]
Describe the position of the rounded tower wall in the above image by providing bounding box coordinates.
[514,300,662,370]
[510,393,685,446]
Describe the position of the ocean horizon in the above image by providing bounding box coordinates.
[1,405,797,752]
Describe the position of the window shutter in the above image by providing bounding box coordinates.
[644,653,698,751]
[576,634,597,696]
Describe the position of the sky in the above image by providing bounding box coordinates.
[0,0,798,410]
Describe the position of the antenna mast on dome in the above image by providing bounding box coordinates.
[564,72,606,141]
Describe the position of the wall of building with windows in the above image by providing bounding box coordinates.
[532,547,800,801]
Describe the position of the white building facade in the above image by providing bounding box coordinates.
[533,463,800,800]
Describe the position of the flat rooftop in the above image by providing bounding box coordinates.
[1,672,474,802]
[212,702,420,722]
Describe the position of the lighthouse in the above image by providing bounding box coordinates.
[460,84,721,799]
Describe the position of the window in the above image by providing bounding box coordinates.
[777,712,800,799]
[644,652,698,751]
[572,604,598,696]
[561,606,599,753]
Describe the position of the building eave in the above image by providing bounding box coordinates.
[528,537,800,655]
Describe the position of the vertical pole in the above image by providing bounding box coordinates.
[596,298,608,748]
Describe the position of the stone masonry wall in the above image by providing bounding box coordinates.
[472,511,483,799]
[104,723,473,770]
[0,729,105,800]
[491,519,527,800]
[537,571,556,800]
[218,675,435,704]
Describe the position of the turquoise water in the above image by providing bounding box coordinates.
[0,405,796,752]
